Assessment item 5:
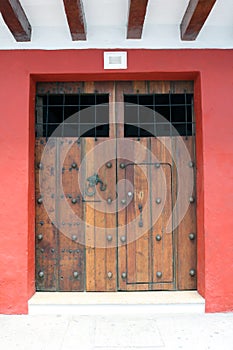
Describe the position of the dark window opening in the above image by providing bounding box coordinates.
[35,93,109,138]
[124,93,194,137]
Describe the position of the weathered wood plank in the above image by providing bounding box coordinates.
[58,138,84,291]
[174,136,197,289]
[180,0,217,40]
[63,0,87,40]
[84,138,96,291]
[0,0,31,41]
[127,0,149,39]
[150,137,174,290]
[35,138,58,291]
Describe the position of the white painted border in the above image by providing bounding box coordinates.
[104,51,127,69]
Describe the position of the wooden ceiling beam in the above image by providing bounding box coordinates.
[0,0,31,42]
[63,0,87,41]
[180,0,217,41]
[127,0,149,39]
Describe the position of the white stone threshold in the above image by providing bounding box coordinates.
[28,291,205,315]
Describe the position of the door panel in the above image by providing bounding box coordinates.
[36,138,85,291]
[117,138,174,290]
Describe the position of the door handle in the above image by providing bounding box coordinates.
[85,173,106,197]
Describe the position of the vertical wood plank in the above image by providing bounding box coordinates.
[84,138,96,291]
[133,140,150,290]
[35,138,58,291]
[104,140,117,291]
[125,158,137,287]
[117,145,133,290]
[150,137,174,290]
[115,81,133,139]
[175,136,197,289]
[58,138,84,291]
[94,138,108,291]
[83,81,97,291]
[131,82,149,290]
[117,81,134,290]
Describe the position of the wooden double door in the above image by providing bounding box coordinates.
[35,81,197,292]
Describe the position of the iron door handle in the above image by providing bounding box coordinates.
[85,173,106,197]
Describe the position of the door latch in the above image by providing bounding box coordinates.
[85,173,106,197]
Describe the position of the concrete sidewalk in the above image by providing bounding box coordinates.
[0,313,232,350]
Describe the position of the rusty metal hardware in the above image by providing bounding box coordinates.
[38,271,44,278]
[71,162,77,169]
[85,173,106,197]
[189,269,196,277]
[107,235,112,242]
[189,196,195,203]
[121,199,126,205]
[156,234,162,241]
[120,236,126,243]
[107,197,112,204]
[71,196,81,204]
[155,163,160,168]
[189,233,196,240]
[121,272,127,279]
[73,271,79,278]
[72,235,77,241]
[138,204,143,227]
[37,197,43,204]
[120,163,125,169]
[156,198,161,204]
[189,161,194,168]
[106,162,112,168]
[37,234,43,241]
[107,271,113,279]
[156,271,162,278]
[37,162,43,170]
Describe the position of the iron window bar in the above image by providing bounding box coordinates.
[124,92,195,137]
[35,93,109,138]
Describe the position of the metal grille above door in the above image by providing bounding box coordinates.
[35,81,197,292]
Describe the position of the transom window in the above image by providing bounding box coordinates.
[36,88,194,138]
[124,93,194,137]
[36,93,109,138]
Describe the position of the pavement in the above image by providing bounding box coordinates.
[0,313,232,350]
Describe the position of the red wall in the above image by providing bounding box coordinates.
[0,49,232,313]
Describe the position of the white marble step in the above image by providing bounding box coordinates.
[28,291,205,315]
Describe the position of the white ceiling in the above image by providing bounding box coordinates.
[0,0,232,49]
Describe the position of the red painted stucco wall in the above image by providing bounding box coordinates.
[0,49,232,314]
